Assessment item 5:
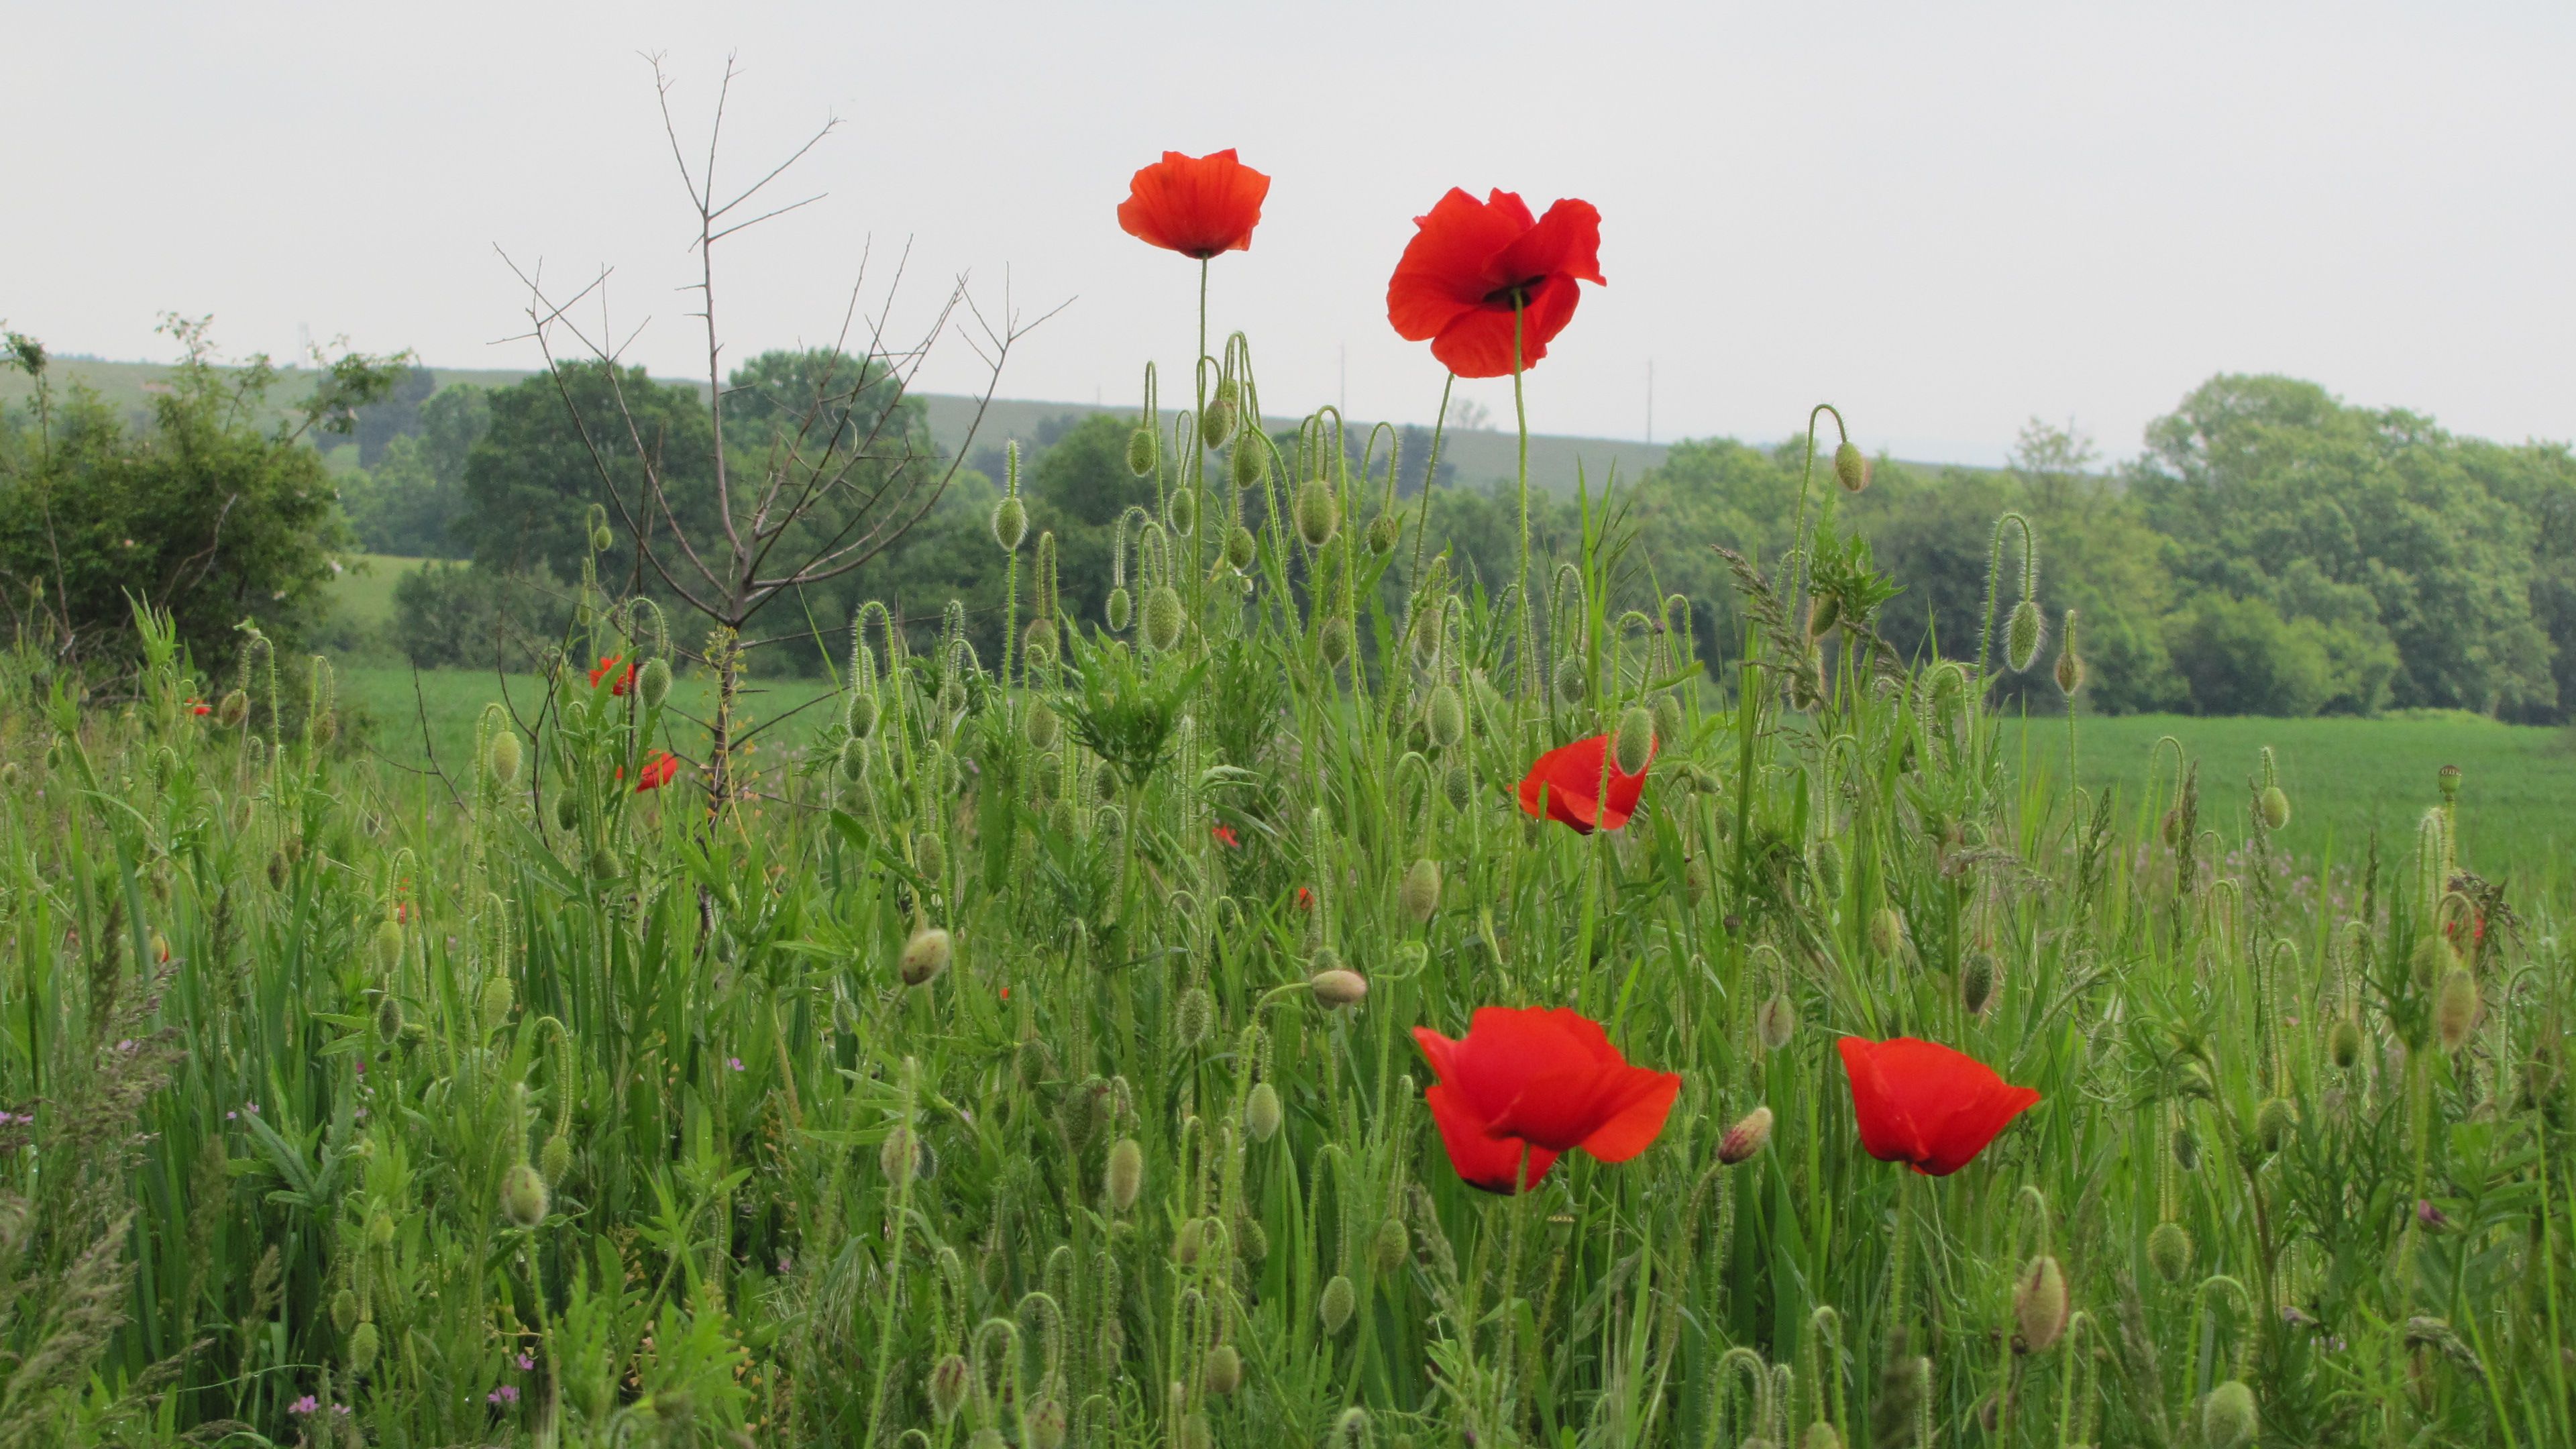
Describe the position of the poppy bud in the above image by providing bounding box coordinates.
[2250,1095,2294,1156]
[1318,1273,1356,1334]
[1374,1215,1409,1275]
[1801,1424,1842,1449]
[1442,762,1474,813]
[1311,967,1368,1008]
[1203,381,1239,448]
[1868,906,1904,959]
[914,830,948,880]
[2015,1254,2070,1352]
[2006,599,2045,673]
[592,525,615,553]
[1655,690,1688,745]
[2436,763,2461,800]
[1417,686,1465,753]
[1015,1035,1053,1089]
[376,994,404,1040]
[478,975,515,1035]
[1246,1081,1283,1142]
[1024,616,1059,665]
[1319,615,1354,671]
[539,1129,574,1185]
[937,678,966,716]
[1758,991,1796,1051]
[2328,1017,2363,1069]
[348,1318,380,1375]
[1833,439,1869,493]
[2201,1379,2257,1449]
[2259,785,2290,832]
[1962,951,1998,1014]
[637,656,672,708]
[1295,479,1340,547]
[501,1161,550,1228]
[2436,967,2479,1051]
[332,1287,360,1332]
[1334,1407,1371,1445]
[837,737,868,782]
[1365,511,1402,557]
[1203,1343,1242,1397]
[928,1352,972,1422]
[2410,932,2457,986]
[1026,699,1059,750]
[1144,585,1185,651]
[1554,655,1587,706]
[1106,1136,1144,1212]
[217,688,250,727]
[1174,985,1214,1047]
[1167,484,1199,539]
[371,918,405,975]
[1106,586,1132,632]
[1806,592,1841,639]
[1046,799,1079,837]
[991,494,1028,552]
[900,927,952,987]
[1613,706,1654,775]
[1401,858,1442,924]
[1224,525,1257,572]
[1024,1399,1067,1449]
[2146,1220,2192,1283]
[1719,1105,1774,1165]
[1809,836,1843,899]
[487,730,523,786]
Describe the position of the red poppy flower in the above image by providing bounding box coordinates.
[590,655,635,696]
[623,751,683,793]
[1296,885,1313,911]
[1517,733,1653,835]
[1117,150,1270,260]
[1413,1006,1680,1193]
[1836,1036,2041,1177]
[1387,189,1605,378]
[186,698,212,716]
[1212,823,1240,849]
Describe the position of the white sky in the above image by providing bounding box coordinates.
[7,1,2571,465]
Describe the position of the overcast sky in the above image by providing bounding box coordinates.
[7,2,2571,464]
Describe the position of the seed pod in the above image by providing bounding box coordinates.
[991,494,1028,552]
[1126,425,1159,478]
[478,975,515,1035]
[1144,585,1185,651]
[501,1161,550,1228]
[217,688,250,727]
[1757,991,1796,1051]
[375,994,404,1040]
[2146,1220,2193,1283]
[637,657,672,708]
[1318,615,1354,670]
[1553,655,1587,706]
[487,730,523,785]
[1719,1105,1774,1165]
[1224,525,1257,572]
[2201,1379,2257,1449]
[1400,858,1442,924]
[1442,762,1474,813]
[914,831,947,881]
[1203,381,1239,448]
[2259,785,2290,832]
[1868,906,1904,959]
[928,1352,972,1423]
[1311,967,1368,1008]
[2410,932,2457,986]
[1246,1081,1283,1142]
[2006,598,2045,673]
[1809,836,1843,898]
[1613,705,1655,775]
[1285,480,1337,550]
[1318,1273,1357,1334]
[1106,586,1132,632]
[2436,967,2479,1051]
[1106,1136,1144,1212]
[1026,700,1059,749]
[2328,1017,2363,1069]
[1962,951,1998,1014]
[900,926,953,987]
[348,1318,380,1374]
[1174,985,1214,1047]
[2436,763,2462,800]
[2253,1096,2296,1155]
[2015,1255,2070,1351]
[1203,1343,1242,1397]
[1833,439,1869,493]
[1374,1215,1409,1275]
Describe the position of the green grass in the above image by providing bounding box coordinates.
[325,553,428,631]
[336,662,842,777]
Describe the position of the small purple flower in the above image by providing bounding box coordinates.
[2417,1199,2451,1229]
[290,1395,319,1415]
[516,1352,536,1371]
[244,1102,259,1116]
[728,1057,745,1072]
[117,1038,136,1053]
[332,1403,352,1417]
[777,1256,792,1273]
[225,1110,237,1120]
[488,1384,520,1405]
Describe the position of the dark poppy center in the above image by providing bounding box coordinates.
[1481,277,1544,309]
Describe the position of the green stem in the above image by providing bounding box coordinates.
[1512,301,1532,701]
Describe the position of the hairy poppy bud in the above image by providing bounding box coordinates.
[1311,967,1368,1008]
[348,1318,380,1374]
[1374,1216,1409,1275]
[929,1352,972,1422]
[914,830,947,880]
[1229,434,1269,490]
[1046,798,1079,837]
[487,730,522,786]
[371,918,405,975]
[1106,1136,1144,1211]
[1719,1105,1774,1165]
[1318,1273,1356,1334]
[1144,585,1185,651]
[1169,483,1198,537]
[1246,1081,1283,1142]
[2251,1096,2294,1156]
[1126,424,1161,479]
[1614,706,1654,775]
[1809,836,1843,898]
[1294,478,1340,547]
[2201,1379,2257,1449]
[838,737,868,782]
[900,926,952,987]
[1203,1343,1242,1397]
[478,975,515,1035]
[1652,691,1684,746]
[2015,1254,2070,1352]
[1174,985,1214,1047]
[1833,439,1869,493]
[1203,381,1240,448]
[2146,1220,2192,1283]
[1334,1407,1371,1444]
[1026,699,1059,750]
[2410,932,2457,986]
[1758,991,1796,1051]
[332,1287,359,1332]
[1806,592,1842,639]
[2006,599,2045,673]
[1224,525,1257,572]
[1442,762,1474,813]
[592,525,615,553]
[1553,655,1587,706]
[1319,615,1354,670]
[1030,753,1063,805]
[541,1130,574,1185]
[1027,1399,1068,1449]
[1106,586,1132,632]
[2436,967,2479,1051]
[1024,616,1059,665]
[1015,1036,1053,1089]
[991,494,1028,552]
[1365,512,1401,557]
[1401,858,1442,924]
[2259,785,2290,832]
[2328,1017,2363,1069]
[1801,1424,1843,1449]
[637,656,672,708]
[501,1161,549,1228]
[845,690,878,741]
[375,993,404,1040]
[368,1210,396,1248]
[1868,906,1905,959]
[217,688,250,727]
[2173,1118,2202,1166]
[1962,951,1998,1014]
[2053,609,2084,696]
[1422,685,1466,751]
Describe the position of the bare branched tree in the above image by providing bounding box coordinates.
[498,54,1065,804]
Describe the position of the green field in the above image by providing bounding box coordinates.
[336,661,841,780]
[325,553,427,629]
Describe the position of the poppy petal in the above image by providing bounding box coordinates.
[1387,188,1531,341]
[1838,1036,2039,1175]
[1494,198,1605,288]
[1424,1082,1558,1192]
[1574,1068,1682,1163]
[1118,150,1269,258]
